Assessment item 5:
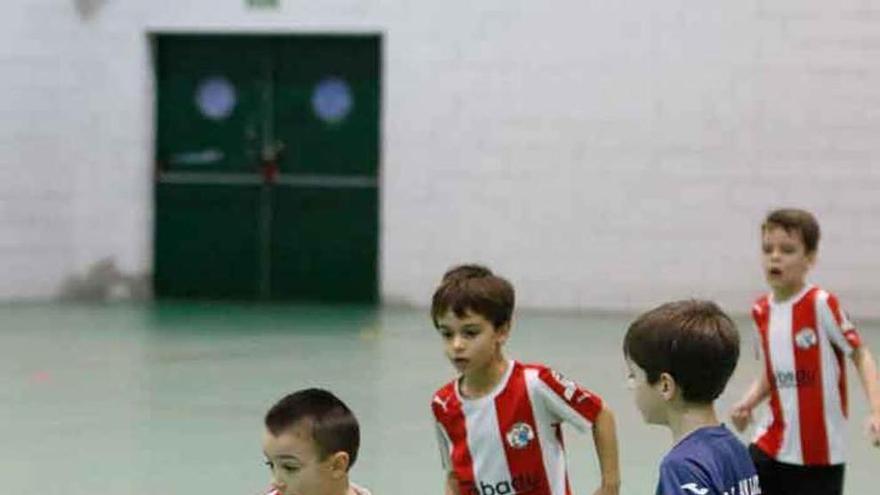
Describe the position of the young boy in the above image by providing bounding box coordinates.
[624,299,760,495]
[429,264,620,495]
[730,208,880,495]
[262,388,371,495]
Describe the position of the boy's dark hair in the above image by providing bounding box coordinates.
[762,208,821,254]
[623,300,740,404]
[265,388,360,469]
[431,264,515,329]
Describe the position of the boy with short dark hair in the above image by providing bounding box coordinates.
[730,208,880,495]
[430,264,620,495]
[624,299,760,495]
[262,388,371,495]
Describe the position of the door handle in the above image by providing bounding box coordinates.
[260,140,285,183]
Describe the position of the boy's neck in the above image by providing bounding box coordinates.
[667,402,720,443]
[461,354,509,398]
[772,280,807,302]
[326,478,353,495]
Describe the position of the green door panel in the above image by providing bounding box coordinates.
[154,183,262,299]
[274,36,381,176]
[269,186,378,303]
[155,35,270,173]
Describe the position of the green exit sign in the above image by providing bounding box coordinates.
[247,0,279,8]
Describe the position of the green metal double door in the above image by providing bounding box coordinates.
[154,34,380,302]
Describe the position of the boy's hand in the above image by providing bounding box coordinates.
[592,482,620,495]
[730,402,752,432]
[866,412,880,447]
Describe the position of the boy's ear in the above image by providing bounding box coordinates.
[326,451,350,478]
[496,321,511,344]
[658,372,677,401]
[806,250,817,266]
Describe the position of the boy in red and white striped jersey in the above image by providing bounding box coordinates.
[429,264,620,495]
[730,208,880,495]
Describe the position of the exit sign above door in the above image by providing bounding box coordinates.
[246,0,279,8]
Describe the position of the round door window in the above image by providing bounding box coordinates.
[312,77,353,124]
[195,76,237,121]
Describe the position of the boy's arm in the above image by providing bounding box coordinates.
[444,471,460,495]
[851,346,880,446]
[530,367,617,493]
[817,293,880,445]
[731,314,771,432]
[591,406,621,495]
[730,372,771,432]
[433,401,459,493]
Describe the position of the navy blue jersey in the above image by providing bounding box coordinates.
[656,425,760,495]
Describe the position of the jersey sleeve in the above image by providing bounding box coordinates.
[434,421,453,471]
[750,300,768,361]
[532,367,603,433]
[817,292,862,356]
[656,458,712,495]
[750,321,764,361]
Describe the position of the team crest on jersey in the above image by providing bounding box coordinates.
[795,327,818,349]
[505,422,535,449]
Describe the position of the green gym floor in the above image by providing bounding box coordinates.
[1,303,876,494]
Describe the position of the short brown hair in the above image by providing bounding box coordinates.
[265,388,360,469]
[623,300,740,404]
[431,264,514,329]
[762,208,820,253]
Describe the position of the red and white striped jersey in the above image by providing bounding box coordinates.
[431,360,604,495]
[751,285,863,466]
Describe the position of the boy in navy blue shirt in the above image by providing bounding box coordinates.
[623,300,761,495]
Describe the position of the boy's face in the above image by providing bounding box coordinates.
[761,225,815,297]
[262,420,346,495]
[435,308,509,376]
[625,358,668,425]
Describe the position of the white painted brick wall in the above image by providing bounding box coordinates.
[1,1,878,317]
